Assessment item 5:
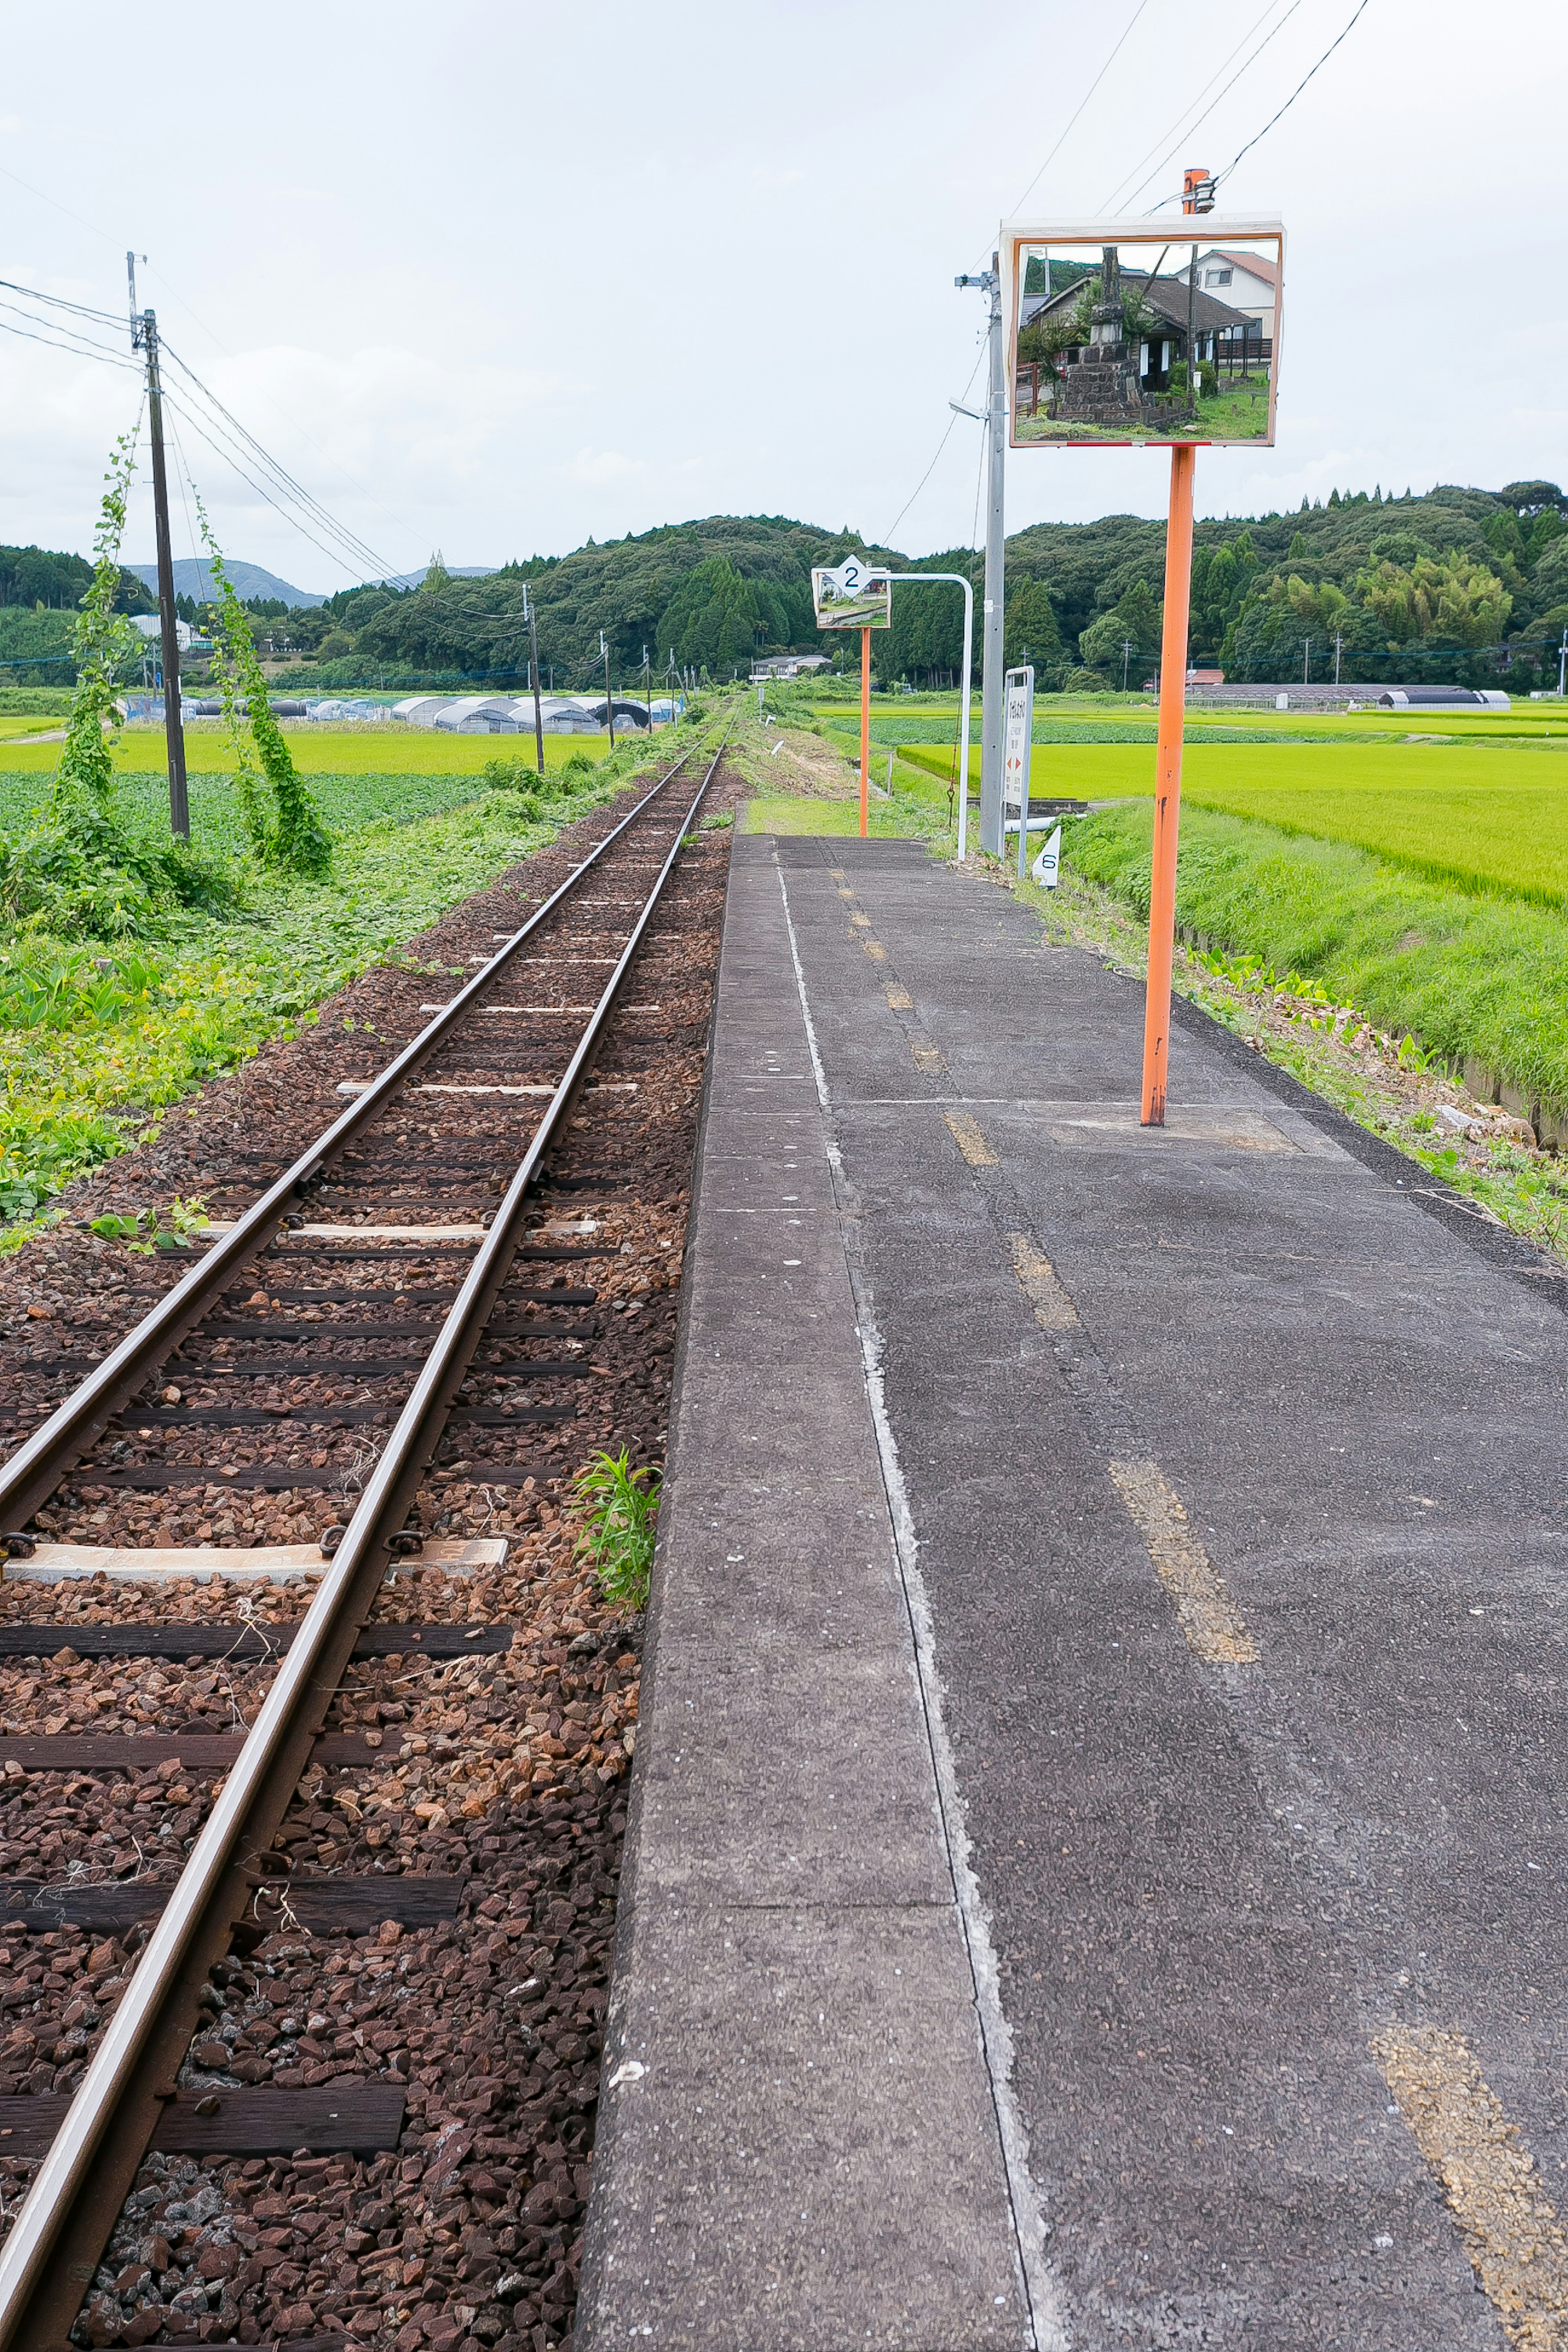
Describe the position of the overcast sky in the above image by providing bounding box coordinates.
[1,0,1561,594]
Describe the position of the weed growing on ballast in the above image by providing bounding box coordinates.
[89,1196,211,1253]
[571,1450,659,1609]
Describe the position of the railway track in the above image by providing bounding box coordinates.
[0,725,733,2352]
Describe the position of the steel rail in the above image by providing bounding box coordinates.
[0,739,711,1541]
[0,721,732,2352]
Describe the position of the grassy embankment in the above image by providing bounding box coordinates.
[0,720,706,1244]
[744,692,1568,1248]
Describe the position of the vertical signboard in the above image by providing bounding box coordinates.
[1003,665,1034,876]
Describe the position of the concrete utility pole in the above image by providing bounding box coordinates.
[1334,629,1344,686]
[523,585,545,776]
[599,630,613,738]
[957,257,1006,854]
[128,253,188,838]
[1559,627,1567,699]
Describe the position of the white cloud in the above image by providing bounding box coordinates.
[0,0,1559,573]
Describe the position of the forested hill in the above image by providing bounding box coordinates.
[276,481,1568,695]
[274,518,907,690]
[996,479,1568,691]
[7,485,1566,695]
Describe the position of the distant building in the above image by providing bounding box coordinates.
[131,613,195,653]
[1191,247,1279,342]
[433,695,520,733]
[1377,687,1510,710]
[750,654,831,679]
[506,696,601,734]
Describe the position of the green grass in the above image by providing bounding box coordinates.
[0,768,502,857]
[0,721,710,1244]
[1063,800,1568,1118]
[1178,763,1568,910]
[0,725,624,777]
[900,741,1568,910]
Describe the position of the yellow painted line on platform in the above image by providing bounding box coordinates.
[944,1111,998,1168]
[1109,1458,1258,1665]
[849,912,872,929]
[1374,2024,1568,2348]
[912,1043,948,1075]
[863,939,887,962]
[885,983,914,1011]
[1007,1234,1079,1330]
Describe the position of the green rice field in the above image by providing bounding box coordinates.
[0,725,624,778]
[894,739,1568,909]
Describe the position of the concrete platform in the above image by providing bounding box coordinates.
[580,834,1568,2351]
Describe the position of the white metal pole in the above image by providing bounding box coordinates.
[980,260,1007,857]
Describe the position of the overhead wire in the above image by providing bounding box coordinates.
[157,382,390,588]
[0,309,142,374]
[0,150,423,554]
[159,341,397,581]
[0,275,396,588]
[142,261,426,555]
[1000,0,1156,231]
[1098,0,1305,212]
[1212,0,1372,187]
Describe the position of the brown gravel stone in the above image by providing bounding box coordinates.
[0,768,741,2352]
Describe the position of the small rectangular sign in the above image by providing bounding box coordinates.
[1003,666,1034,816]
[812,556,891,630]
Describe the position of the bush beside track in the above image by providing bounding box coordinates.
[0,720,718,1248]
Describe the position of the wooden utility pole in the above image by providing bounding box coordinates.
[523,586,545,776]
[128,256,189,838]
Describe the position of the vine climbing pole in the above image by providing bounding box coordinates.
[1140,441,1197,1127]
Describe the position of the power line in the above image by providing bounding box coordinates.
[1213,0,1373,188]
[0,159,424,552]
[158,340,399,581]
[0,265,404,586]
[1100,0,1305,212]
[0,308,142,374]
[0,273,127,329]
[141,263,426,555]
[157,383,393,588]
[1000,0,1155,229]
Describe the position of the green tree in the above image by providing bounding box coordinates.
[1079,577,1162,684]
[1357,550,1511,648]
[1002,575,1065,679]
[1190,531,1258,660]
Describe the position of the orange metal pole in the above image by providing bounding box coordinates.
[1140,441,1197,1126]
[860,627,871,837]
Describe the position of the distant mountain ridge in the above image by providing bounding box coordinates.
[127,559,501,607]
[127,559,328,609]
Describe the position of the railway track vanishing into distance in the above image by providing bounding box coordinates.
[0,725,735,2352]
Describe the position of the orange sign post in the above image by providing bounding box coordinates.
[859,628,871,838]
[1139,441,1197,1126]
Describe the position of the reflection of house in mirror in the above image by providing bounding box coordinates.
[1016,244,1270,428]
[1192,248,1277,343]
